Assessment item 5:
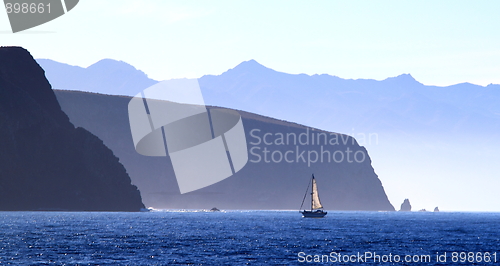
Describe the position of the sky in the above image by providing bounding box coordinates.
[2,1,500,211]
[1,0,500,86]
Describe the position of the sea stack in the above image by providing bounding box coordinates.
[434,207,440,212]
[0,46,145,211]
[400,199,412,211]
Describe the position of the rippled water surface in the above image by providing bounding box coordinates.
[0,211,498,265]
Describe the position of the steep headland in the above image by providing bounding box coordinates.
[54,90,394,211]
[0,47,145,211]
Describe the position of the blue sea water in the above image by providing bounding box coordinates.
[0,211,498,265]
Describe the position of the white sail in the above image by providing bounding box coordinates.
[311,178,323,210]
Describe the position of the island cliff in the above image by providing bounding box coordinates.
[0,47,145,211]
[54,90,395,211]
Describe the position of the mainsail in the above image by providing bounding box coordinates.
[311,177,323,210]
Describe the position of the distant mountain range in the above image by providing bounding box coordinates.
[200,60,500,141]
[38,58,500,139]
[38,58,500,211]
[37,59,157,96]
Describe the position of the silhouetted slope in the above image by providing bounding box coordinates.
[0,47,145,211]
[55,90,394,211]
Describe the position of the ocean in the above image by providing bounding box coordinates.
[0,211,498,265]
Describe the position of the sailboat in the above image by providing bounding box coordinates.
[300,174,327,218]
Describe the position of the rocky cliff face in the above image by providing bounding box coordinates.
[54,90,395,211]
[0,47,145,211]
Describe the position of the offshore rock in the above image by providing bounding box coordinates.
[400,199,412,211]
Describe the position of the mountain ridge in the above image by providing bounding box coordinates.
[36,58,157,96]
[38,58,500,95]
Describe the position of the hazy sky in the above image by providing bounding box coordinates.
[1,1,499,86]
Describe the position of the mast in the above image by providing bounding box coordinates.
[310,174,314,211]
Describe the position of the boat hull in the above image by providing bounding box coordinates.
[301,210,327,218]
